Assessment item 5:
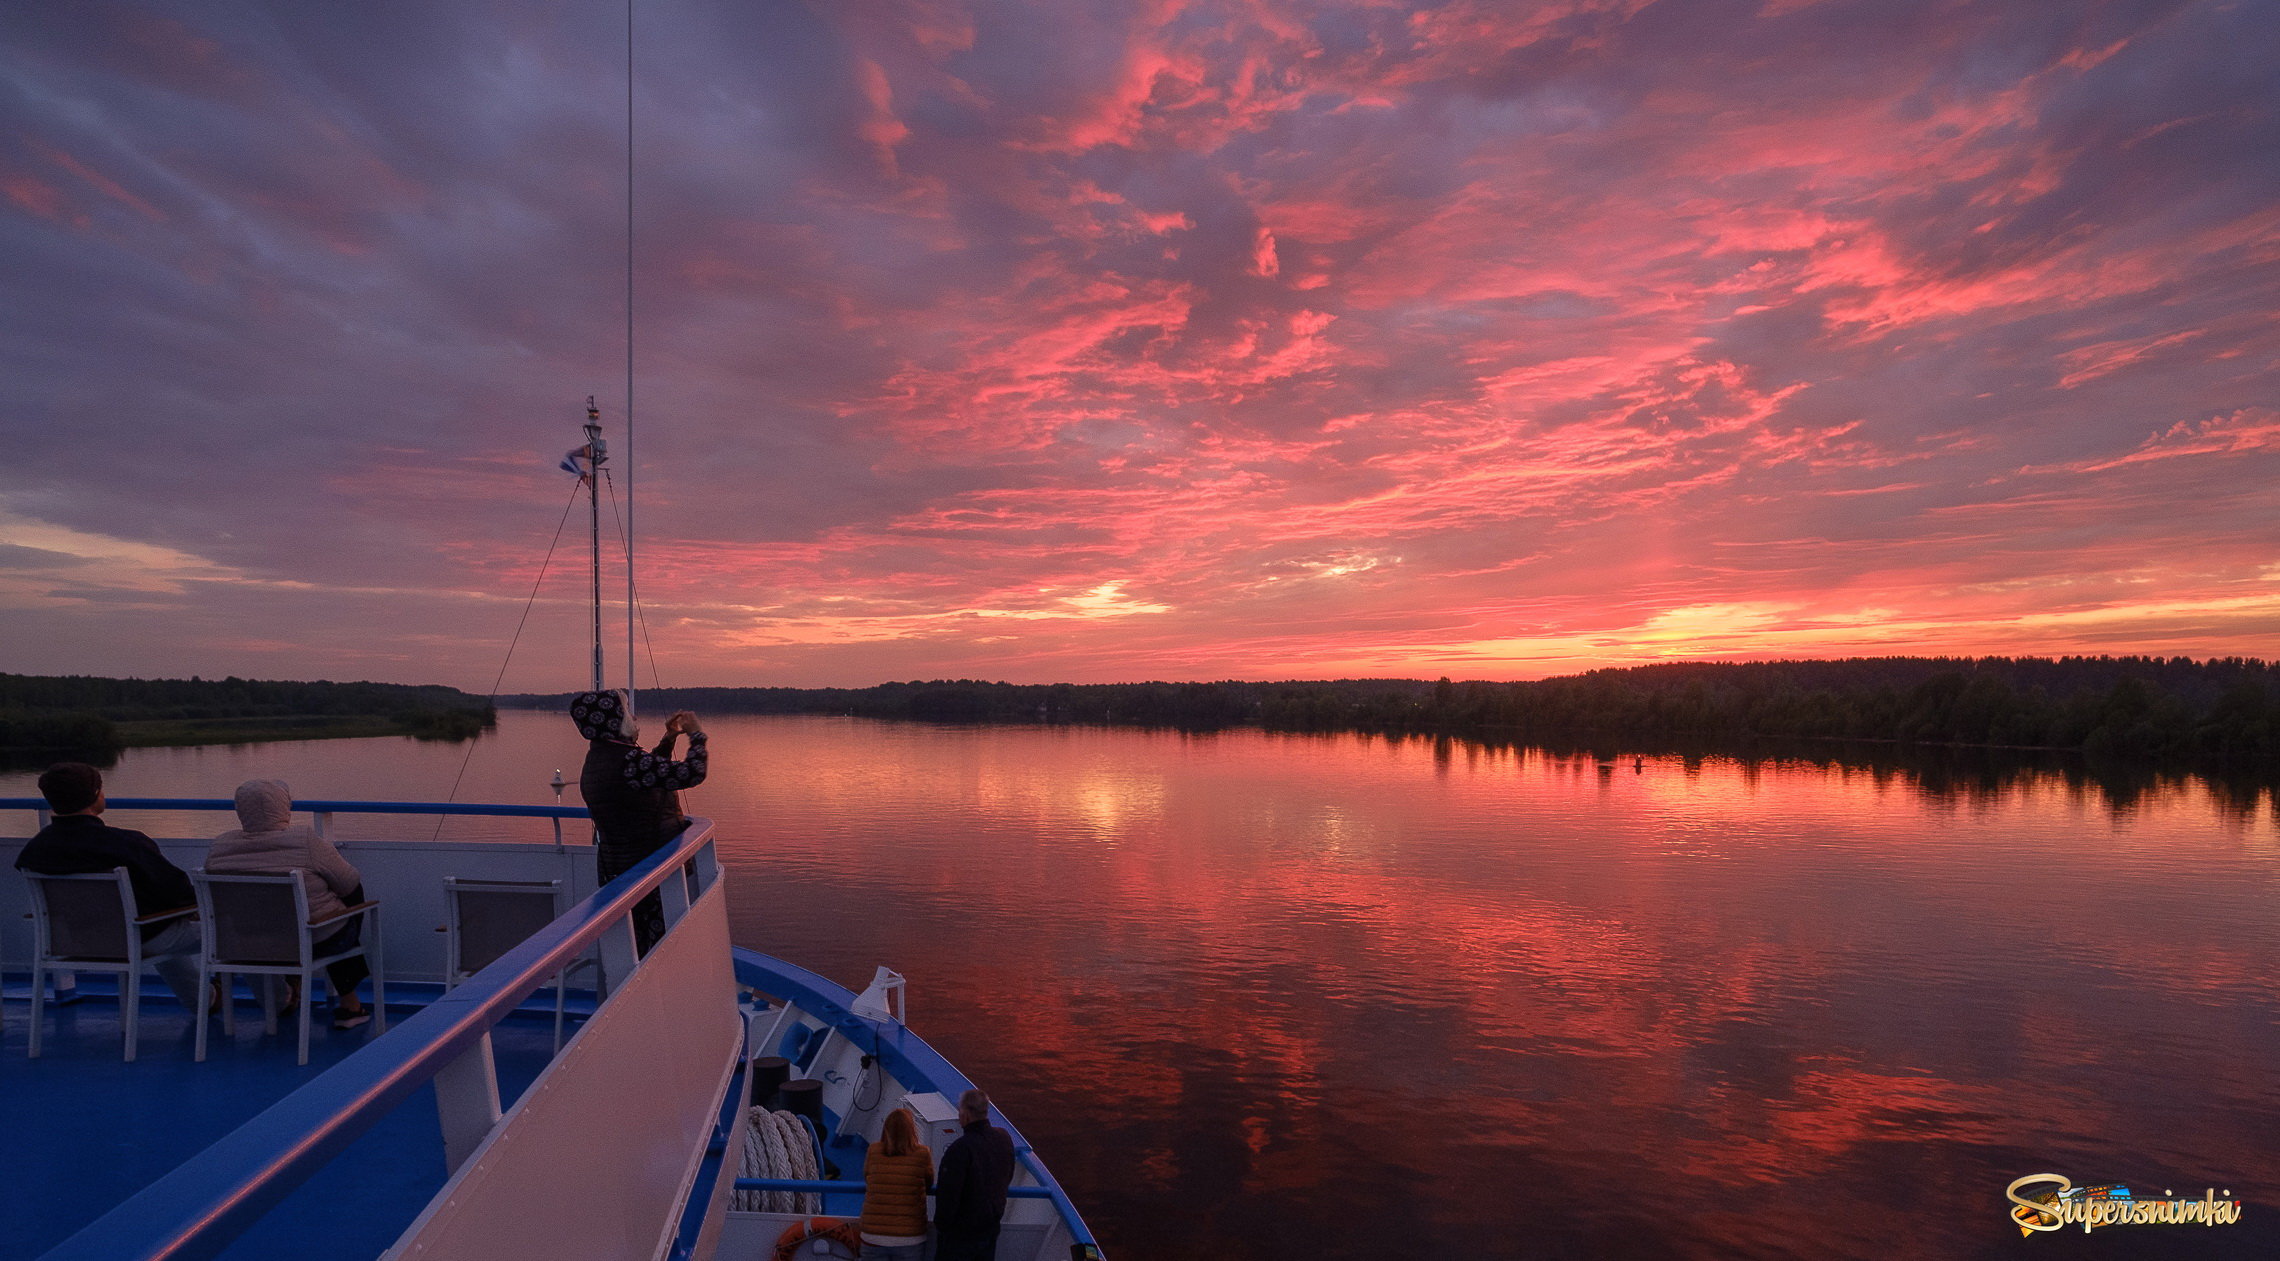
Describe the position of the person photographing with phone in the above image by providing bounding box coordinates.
[570,690,707,952]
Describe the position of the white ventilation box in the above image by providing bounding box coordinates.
[901,1090,962,1166]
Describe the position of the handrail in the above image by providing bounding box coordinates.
[42,817,716,1261]
[1016,1148,1091,1235]
[731,1177,1060,1200]
[0,797,589,819]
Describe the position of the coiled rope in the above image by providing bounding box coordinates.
[736,1108,823,1213]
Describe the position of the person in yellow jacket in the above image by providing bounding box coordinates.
[857,1108,936,1259]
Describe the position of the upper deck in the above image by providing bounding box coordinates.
[1,799,1098,1261]
[1,968,574,1258]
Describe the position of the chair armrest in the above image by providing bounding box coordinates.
[308,900,380,929]
[134,905,197,926]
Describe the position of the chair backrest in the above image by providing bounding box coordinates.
[447,879,564,978]
[196,871,309,966]
[27,869,135,962]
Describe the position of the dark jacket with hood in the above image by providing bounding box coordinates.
[572,689,708,864]
[934,1117,1017,1235]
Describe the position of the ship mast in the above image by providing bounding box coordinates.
[582,397,607,694]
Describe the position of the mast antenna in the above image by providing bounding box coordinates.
[624,0,637,718]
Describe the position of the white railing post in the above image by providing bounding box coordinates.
[660,864,692,926]
[312,812,333,840]
[596,914,638,1000]
[436,1032,504,1174]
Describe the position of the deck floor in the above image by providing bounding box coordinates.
[0,977,580,1261]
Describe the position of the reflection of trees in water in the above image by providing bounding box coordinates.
[577,659,2279,790]
[0,745,119,776]
[1391,730,2272,818]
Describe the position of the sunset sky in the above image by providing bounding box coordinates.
[3,0,2276,692]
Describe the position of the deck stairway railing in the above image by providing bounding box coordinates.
[20,800,735,1261]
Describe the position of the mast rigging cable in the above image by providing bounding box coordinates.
[603,470,666,692]
[434,478,587,838]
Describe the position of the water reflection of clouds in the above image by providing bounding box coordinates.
[744,722,2278,1256]
[973,767,1165,844]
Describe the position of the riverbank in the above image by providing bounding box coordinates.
[0,672,494,759]
[500,654,2280,780]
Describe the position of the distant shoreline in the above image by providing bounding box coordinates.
[9,656,2274,781]
[0,672,494,758]
[500,654,2280,779]
[0,713,492,758]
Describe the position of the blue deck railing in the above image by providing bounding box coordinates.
[1,797,590,818]
[34,799,707,1261]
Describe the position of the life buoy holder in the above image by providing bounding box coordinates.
[772,1216,861,1261]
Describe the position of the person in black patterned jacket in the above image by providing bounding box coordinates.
[570,689,707,951]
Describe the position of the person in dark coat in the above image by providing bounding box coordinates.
[934,1088,1018,1261]
[15,762,204,1011]
[571,689,707,952]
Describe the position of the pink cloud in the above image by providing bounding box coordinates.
[3,170,72,223]
[2075,407,2280,472]
[33,143,165,222]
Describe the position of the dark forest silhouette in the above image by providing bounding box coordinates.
[11,656,2274,787]
[505,655,2279,779]
[0,673,494,753]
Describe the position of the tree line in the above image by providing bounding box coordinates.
[504,655,2278,774]
[0,673,497,752]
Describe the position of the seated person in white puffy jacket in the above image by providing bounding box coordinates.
[206,778,373,1028]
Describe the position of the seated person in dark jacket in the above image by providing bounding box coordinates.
[571,689,707,952]
[934,1088,1018,1261]
[15,762,204,1011]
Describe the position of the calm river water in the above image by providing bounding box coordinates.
[9,710,2279,1259]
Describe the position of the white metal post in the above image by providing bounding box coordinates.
[596,913,638,1001]
[436,1032,504,1174]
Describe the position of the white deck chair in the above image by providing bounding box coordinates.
[192,869,386,1066]
[445,876,590,1051]
[23,868,196,1061]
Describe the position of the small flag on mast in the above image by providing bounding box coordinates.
[565,396,607,481]
[561,432,605,482]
